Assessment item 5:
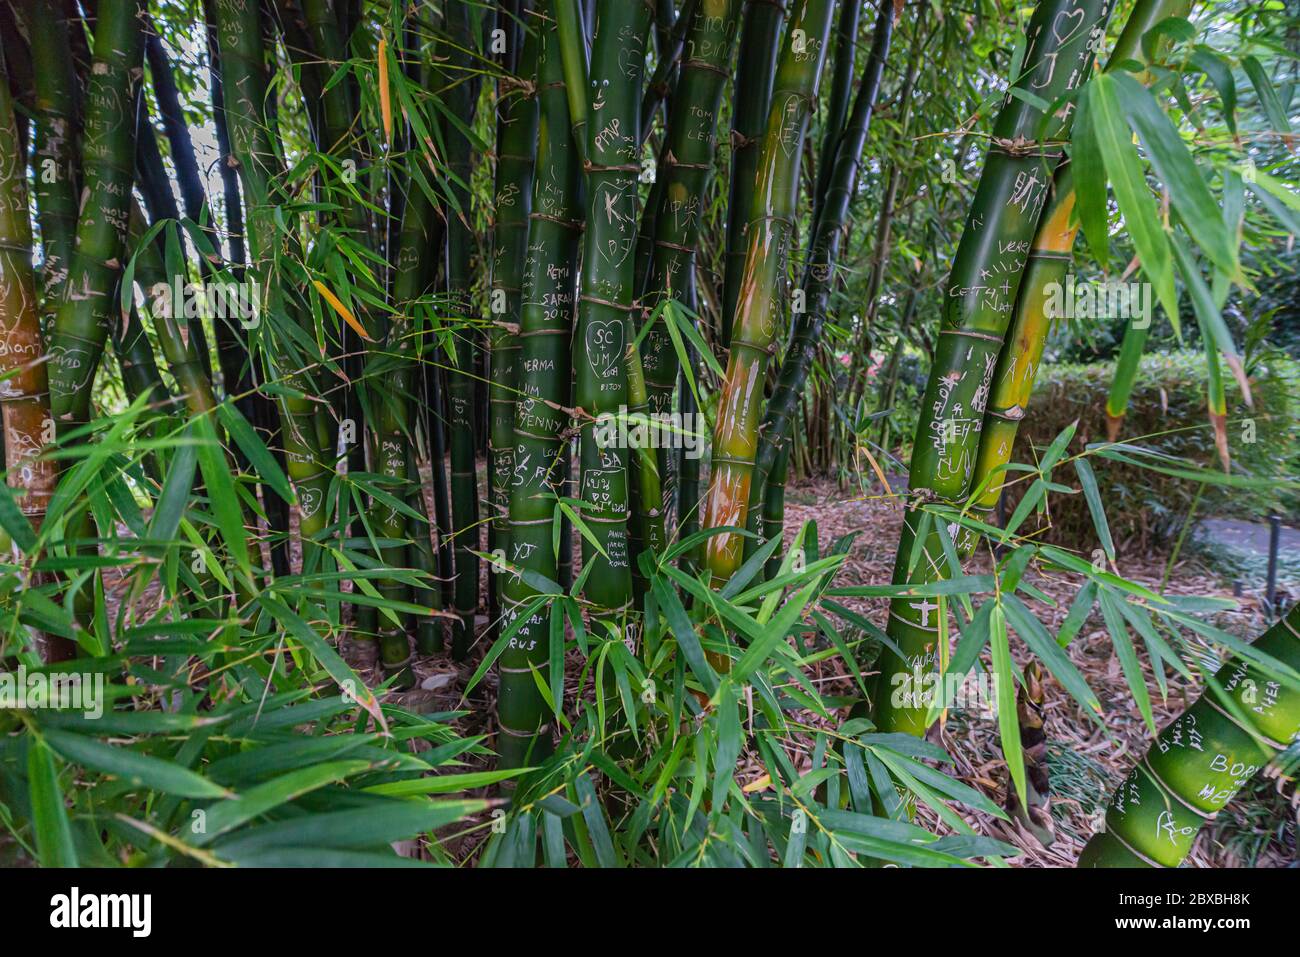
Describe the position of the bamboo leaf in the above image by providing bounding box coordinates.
[1112,74,1239,281]
[989,602,1025,809]
[27,737,79,867]
[1086,74,1177,322]
[42,728,230,799]
[1073,458,1114,561]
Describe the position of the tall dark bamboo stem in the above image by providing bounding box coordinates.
[718,0,785,351]
[699,0,835,589]
[488,8,540,642]
[638,0,699,143]
[809,0,860,221]
[747,0,895,559]
[441,0,482,661]
[46,0,144,431]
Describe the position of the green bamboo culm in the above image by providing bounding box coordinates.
[718,0,786,351]
[212,0,334,561]
[869,0,1114,736]
[439,0,482,661]
[370,123,439,678]
[0,40,61,659]
[553,0,590,166]
[373,21,444,665]
[871,0,1187,831]
[699,0,836,589]
[46,0,144,431]
[498,2,583,771]
[634,0,742,566]
[747,0,895,561]
[1079,603,1300,867]
[572,0,652,639]
[301,0,373,526]
[488,12,541,641]
[21,0,81,330]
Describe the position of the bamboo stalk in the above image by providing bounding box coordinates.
[440,0,482,661]
[631,0,743,592]
[970,0,1188,533]
[699,0,836,588]
[0,40,62,659]
[489,9,540,642]
[21,0,81,331]
[212,0,334,559]
[46,0,145,431]
[718,0,785,351]
[869,0,1113,736]
[1079,603,1300,867]
[573,0,652,635]
[498,2,583,770]
[747,0,895,559]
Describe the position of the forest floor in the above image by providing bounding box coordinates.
[773,476,1298,868]
[360,472,1298,868]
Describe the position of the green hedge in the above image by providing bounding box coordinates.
[1007,351,1299,551]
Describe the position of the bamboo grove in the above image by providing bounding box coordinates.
[0,0,1295,869]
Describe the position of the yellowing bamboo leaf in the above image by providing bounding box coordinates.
[313,280,374,341]
[378,36,393,147]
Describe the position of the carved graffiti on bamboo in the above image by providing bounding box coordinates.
[616,23,644,80]
[49,343,95,395]
[969,349,998,417]
[5,426,44,483]
[581,467,621,516]
[1008,166,1048,217]
[776,92,802,158]
[585,317,624,382]
[298,486,323,520]
[592,178,635,268]
[930,369,977,484]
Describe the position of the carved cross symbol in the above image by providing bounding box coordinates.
[911,598,939,627]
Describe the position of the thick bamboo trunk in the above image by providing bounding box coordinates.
[869,0,1113,735]
[718,0,785,351]
[498,2,583,770]
[489,9,540,641]
[46,0,144,431]
[1080,603,1300,867]
[699,0,835,588]
[572,0,652,635]
[21,0,81,330]
[0,41,61,659]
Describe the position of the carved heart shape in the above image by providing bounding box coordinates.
[1051,7,1085,44]
[584,318,625,380]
